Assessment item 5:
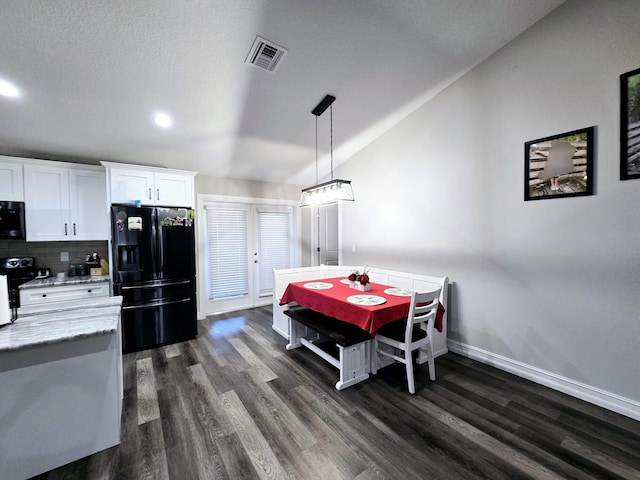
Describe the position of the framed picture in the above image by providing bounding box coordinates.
[524,127,594,201]
[620,66,640,180]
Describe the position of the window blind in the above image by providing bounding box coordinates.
[257,210,291,296]
[205,207,249,300]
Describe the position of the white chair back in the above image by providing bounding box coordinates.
[373,286,442,394]
[405,289,440,346]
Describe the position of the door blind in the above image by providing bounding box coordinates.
[205,207,249,300]
[258,211,292,296]
[257,210,291,296]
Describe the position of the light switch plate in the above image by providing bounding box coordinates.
[60,251,69,262]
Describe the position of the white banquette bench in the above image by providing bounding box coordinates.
[273,265,449,389]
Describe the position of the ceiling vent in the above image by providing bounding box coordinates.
[245,36,288,73]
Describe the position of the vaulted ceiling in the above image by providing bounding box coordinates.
[0,0,565,186]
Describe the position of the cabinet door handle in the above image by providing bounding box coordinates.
[42,294,47,297]
[73,223,77,235]
[87,289,92,293]
[157,188,160,201]
[64,223,68,235]
[148,188,152,200]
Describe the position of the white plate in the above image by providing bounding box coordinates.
[384,288,413,297]
[339,278,351,284]
[346,295,386,306]
[303,282,334,289]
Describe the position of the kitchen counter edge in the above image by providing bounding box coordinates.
[0,295,123,353]
[19,274,110,289]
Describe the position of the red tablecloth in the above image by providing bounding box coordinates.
[280,277,445,335]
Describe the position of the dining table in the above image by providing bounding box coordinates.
[279,277,445,335]
[279,276,445,390]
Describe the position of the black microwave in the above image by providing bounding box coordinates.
[0,201,26,239]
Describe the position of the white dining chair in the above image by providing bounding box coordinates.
[373,288,441,394]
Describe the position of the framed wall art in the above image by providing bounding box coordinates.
[620,66,640,180]
[524,127,594,201]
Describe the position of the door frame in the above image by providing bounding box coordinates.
[196,193,301,318]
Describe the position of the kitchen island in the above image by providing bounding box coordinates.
[0,295,123,480]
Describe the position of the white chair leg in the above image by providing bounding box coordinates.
[405,355,415,394]
[427,356,436,381]
[426,344,436,381]
[371,338,378,374]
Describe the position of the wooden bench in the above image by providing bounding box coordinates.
[284,307,372,390]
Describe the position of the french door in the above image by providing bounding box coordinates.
[200,200,298,314]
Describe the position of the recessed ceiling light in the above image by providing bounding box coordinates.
[0,79,19,97]
[153,112,172,128]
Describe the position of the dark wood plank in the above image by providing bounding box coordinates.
[157,385,200,480]
[135,418,170,479]
[215,433,259,480]
[34,305,640,480]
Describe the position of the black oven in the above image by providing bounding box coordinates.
[0,201,26,239]
[0,257,36,309]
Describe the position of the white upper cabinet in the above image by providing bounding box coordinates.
[154,171,194,207]
[103,162,196,208]
[107,168,155,205]
[24,162,108,242]
[24,164,70,241]
[68,168,109,240]
[0,156,25,201]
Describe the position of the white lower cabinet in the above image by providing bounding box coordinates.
[20,283,109,306]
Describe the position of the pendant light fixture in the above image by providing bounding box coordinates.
[300,95,355,208]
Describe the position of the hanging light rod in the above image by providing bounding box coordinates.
[311,94,335,116]
[300,94,355,208]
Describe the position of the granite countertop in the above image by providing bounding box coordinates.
[0,295,123,353]
[19,274,110,290]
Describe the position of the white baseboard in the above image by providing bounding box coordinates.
[272,324,288,340]
[447,340,640,422]
[434,347,448,358]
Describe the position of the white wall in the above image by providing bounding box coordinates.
[338,0,640,418]
[195,173,313,266]
[195,173,301,200]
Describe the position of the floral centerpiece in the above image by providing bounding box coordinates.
[348,268,371,291]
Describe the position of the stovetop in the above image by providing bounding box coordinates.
[0,257,35,271]
[1,257,36,309]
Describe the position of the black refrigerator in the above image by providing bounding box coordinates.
[111,204,197,353]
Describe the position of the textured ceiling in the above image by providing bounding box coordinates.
[0,0,565,186]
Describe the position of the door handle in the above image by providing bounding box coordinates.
[157,188,160,201]
[120,280,191,290]
[122,297,191,310]
[148,188,152,200]
[73,223,76,235]
[64,223,68,235]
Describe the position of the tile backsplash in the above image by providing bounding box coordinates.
[0,240,109,275]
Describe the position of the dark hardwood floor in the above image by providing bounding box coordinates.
[34,306,640,479]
